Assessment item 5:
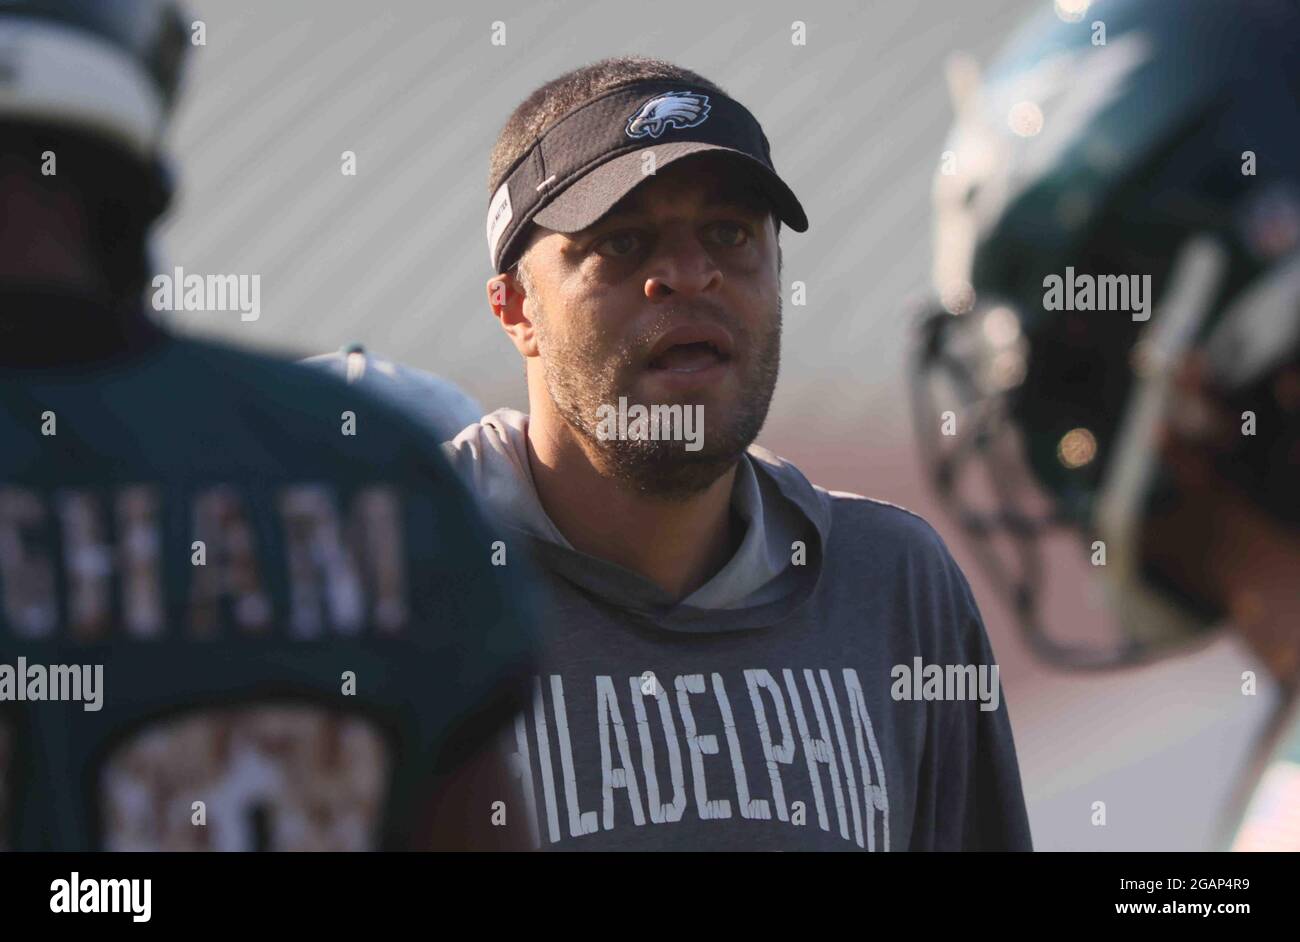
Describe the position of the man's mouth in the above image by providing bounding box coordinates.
[645,324,735,373]
[649,340,729,372]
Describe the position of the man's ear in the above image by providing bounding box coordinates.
[486,271,539,358]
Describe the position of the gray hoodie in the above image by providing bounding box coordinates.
[444,408,1032,851]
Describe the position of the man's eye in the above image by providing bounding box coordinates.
[710,222,749,247]
[594,231,643,258]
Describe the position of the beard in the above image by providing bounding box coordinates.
[535,293,781,501]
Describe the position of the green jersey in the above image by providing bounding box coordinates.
[0,293,535,850]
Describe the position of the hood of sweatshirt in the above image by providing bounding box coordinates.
[442,408,831,633]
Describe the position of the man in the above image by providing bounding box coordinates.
[911,0,1300,848]
[0,0,536,851]
[442,57,1032,850]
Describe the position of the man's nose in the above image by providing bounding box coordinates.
[644,231,722,300]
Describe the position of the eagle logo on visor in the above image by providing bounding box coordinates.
[626,91,712,139]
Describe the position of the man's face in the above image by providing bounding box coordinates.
[0,154,97,287]
[519,153,784,498]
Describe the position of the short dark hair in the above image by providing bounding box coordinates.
[489,56,780,283]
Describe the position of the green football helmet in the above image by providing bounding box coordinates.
[911,0,1300,668]
[0,0,189,227]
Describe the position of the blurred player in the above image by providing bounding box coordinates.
[300,344,484,444]
[0,0,536,850]
[911,0,1300,848]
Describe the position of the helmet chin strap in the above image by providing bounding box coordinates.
[1093,235,1230,654]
